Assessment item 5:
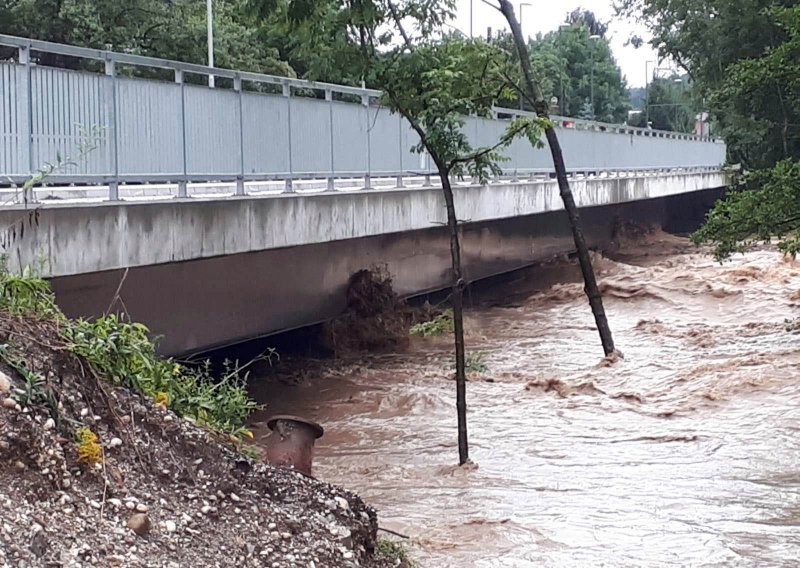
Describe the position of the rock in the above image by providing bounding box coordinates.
[135,503,148,513]
[165,520,177,533]
[0,372,11,393]
[109,437,123,448]
[334,496,350,511]
[2,398,17,410]
[229,493,241,503]
[108,555,126,566]
[43,418,55,430]
[13,461,25,472]
[126,514,151,536]
[108,498,123,509]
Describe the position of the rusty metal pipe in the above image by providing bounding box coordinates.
[264,415,324,477]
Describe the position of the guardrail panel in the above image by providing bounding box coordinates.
[30,65,110,176]
[241,91,289,176]
[331,100,368,174]
[184,85,240,176]
[0,63,24,176]
[0,34,729,188]
[290,96,332,175]
[117,76,182,176]
[367,106,403,174]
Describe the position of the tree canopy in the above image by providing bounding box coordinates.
[0,0,294,77]
[617,0,799,167]
[620,1,800,258]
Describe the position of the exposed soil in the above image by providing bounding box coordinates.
[0,310,397,568]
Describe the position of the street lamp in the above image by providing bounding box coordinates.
[207,0,215,88]
[644,62,677,126]
[589,34,601,120]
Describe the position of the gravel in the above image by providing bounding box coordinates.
[0,313,399,568]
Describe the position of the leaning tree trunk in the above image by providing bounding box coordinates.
[438,164,469,465]
[498,0,616,356]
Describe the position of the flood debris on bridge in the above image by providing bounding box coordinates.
[0,272,401,568]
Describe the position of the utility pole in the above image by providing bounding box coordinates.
[207,0,215,88]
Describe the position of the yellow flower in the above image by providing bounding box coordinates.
[154,391,170,408]
[75,427,102,464]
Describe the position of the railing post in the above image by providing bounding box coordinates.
[234,74,245,196]
[283,82,294,193]
[397,113,404,187]
[362,93,371,189]
[175,69,188,198]
[17,45,34,204]
[104,58,119,201]
[326,89,335,192]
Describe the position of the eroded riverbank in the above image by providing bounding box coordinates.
[249,232,800,567]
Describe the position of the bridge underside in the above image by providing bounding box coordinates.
[48,188,723,355]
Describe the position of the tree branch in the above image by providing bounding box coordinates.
[448,121,529,168]
[386,1,412,48]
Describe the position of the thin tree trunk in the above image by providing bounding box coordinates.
[382,5,469,463]
[498,0,616,356]
[439,164,469,465]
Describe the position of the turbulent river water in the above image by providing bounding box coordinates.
[248,231,800,567]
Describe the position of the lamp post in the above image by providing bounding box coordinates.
[645,64,679,127]
[644,60,655,126]
[470,0,473,37]
[589,34,600,120]
[207,0,215,88]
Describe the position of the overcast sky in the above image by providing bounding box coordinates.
[450,0,663,87]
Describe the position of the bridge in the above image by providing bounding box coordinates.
[0,36,728,354]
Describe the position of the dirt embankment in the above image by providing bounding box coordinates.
[0,310,396,568]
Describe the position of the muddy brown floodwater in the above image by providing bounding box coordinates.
[249,232,800,567]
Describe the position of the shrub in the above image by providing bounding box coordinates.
[377,539,415,567]
[410,310,454,337]
[64,316,258,434]
[0,265,259,437]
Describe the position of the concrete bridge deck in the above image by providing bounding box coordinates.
[0,169,728,354]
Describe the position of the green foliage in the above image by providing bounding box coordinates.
[465,351,489,374]
[497,19,629,122]
[0,0,295,78]
[691,160,800,260]
[410,310,454,337]
[617,0,799,167]
[64,315,258,434]
[711,5,800,164]
[0,268,61,318]
[627,76,697,132]
[372,36,547,178]
[0,264,258,435]
[450,350,489,374]
[377,539,415,567]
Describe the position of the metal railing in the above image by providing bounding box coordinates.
[0,34,727,203]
